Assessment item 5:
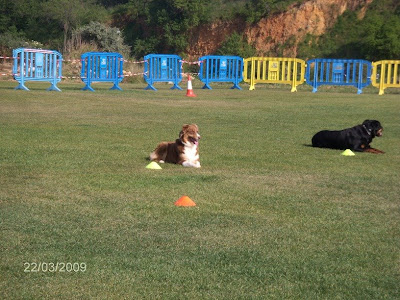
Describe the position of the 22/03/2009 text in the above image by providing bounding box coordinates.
[24,262,86,273]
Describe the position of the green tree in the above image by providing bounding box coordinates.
[42,0,107,53]
[360,13,400,60]
[216,32,256,58]
[115,0,209,58]
[244,0,273,23]
[297,0,400,60]
[0,0,52,52]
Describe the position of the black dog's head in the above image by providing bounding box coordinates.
[362,120,383,137]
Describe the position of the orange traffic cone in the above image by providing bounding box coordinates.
[186,75,196,97]
[174,195,196,207]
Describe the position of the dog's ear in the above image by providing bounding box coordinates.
[365,120,382,128]
[362,120,371,125]
[179,124,188,137]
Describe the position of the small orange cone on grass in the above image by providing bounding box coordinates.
[186,75,196,97]
[174,195,196,207]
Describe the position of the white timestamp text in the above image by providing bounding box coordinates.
[24,262,87,273]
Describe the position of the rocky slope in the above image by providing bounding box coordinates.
[187,0,373,58]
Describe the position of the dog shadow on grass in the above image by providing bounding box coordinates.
[303,143,347,154]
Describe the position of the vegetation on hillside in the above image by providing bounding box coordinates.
[0,0,399,60]
[297,0,400,60]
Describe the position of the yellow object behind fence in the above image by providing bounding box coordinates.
[371,60,400,95]
[243,57,306,91]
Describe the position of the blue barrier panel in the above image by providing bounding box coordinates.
[81,52,124,91]
[198,55,243,89]
[13,48,62,91]
[305,58,372,94]
[143,54,183,91]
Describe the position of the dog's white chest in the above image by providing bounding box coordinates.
[182,144,200,168]
[183,144,198,161]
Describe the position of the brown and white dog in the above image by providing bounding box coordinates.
[149,124,201,168]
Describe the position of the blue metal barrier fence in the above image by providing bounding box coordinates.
[143,54,183,91]
[198,55,243,89]
[305,58,372,94]
[13,48,62,91]
[80,52,124,91]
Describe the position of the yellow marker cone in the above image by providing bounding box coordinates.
[174,195,196,207]
[341,149,355,156]
[146,161,162,169]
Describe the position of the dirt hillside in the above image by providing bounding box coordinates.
[186,0,373,58]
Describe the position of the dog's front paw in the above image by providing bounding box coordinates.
[182,161,201,168]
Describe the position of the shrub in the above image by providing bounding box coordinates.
[216,32,256,58]
[0,30,44,55]
[71,21,131,57]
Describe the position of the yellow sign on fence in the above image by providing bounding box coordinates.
[243,57,306,91]
[371,60,400,95]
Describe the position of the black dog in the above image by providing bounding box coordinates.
[312,120,384,154]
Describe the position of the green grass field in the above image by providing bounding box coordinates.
[1,80,399,299]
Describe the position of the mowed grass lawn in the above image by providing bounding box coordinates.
[0,81,399,299]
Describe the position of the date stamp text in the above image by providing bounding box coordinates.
[24,262,86,273]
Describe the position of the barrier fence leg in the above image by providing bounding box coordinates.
[379,63,385,95]
[47,83,61,92]
[48,69,61,91]
[144,83,157,91]
[312,62,318,92]
[47,54,61,91]
[170,83,182,90]
[82,84,95,92]
[249,58,255,90]
[82,61,95,91]
[291,61,297,92]
[357,63,363,94]
[15,52,29,90]
[110,83,122,91]
[312,84,318,93]
[201,82,212,89]
[15,83,29,91]
[230,83,242,90]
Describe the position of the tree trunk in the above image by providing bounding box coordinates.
[63,22,69,54]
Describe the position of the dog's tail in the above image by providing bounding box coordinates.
[149,142,168,162]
